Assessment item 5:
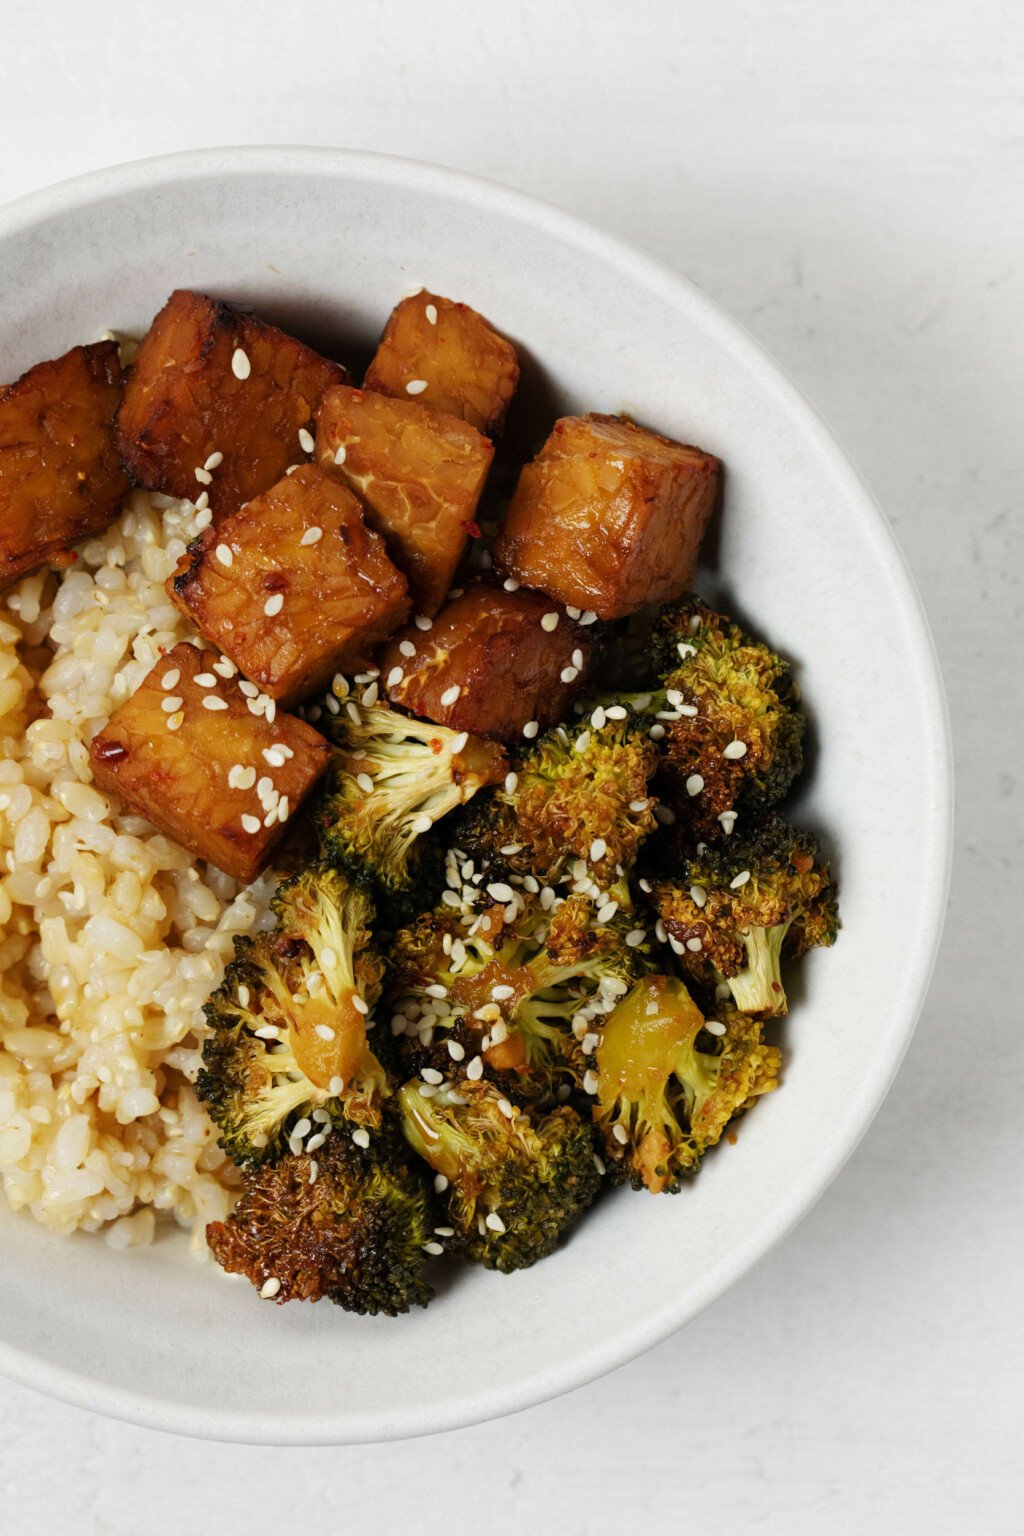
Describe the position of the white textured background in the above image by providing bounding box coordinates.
[0,2,1020,1531]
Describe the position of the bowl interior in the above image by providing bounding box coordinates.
[0,149,950,1443]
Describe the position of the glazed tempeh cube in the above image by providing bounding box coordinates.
[494,414,721,620]
[168,464,410,706]
[316,384,493,616]
[380,584,594,742]
[116,290,346,518]
[0,341,130,589]
[89,642,331,882]
[363,291,519,436]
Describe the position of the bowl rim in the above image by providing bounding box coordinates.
[0,144,953,1445]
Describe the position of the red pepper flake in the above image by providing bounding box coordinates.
[462,520,481,538]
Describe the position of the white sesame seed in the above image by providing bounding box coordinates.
[405,378,429,395]
[590,838,607,863]
[398,640,416,660]
[522,720,539,739]
[503,772,518,795]
[612,1123,630,1145]
[260,1278,281,1299]
[447,1040,466,1062]
[575,731,592,753]
[355,772,374,794]
[333,443,347,465]
[194,508,213,530]
[579,610,597,625]
[451,731,469,753]
[329,1076,345,1095]
[161,695,183,713]
[160,669,180,690]
[486,882,514,902]
[439,684,461,707]
[434,1173,449,1193]
[263,593,284,617]
[638,877,653,894]
[583,1070,599,1094]
[298,427,315,454]
[385,666,405,689]
[231,347,251,380]
[204,450,224,471]
[425,983,448,999]
[650,723,666,740]
[686,774,705,796]
[705,1019,727,1037]
[352,1128,371,1149]
[605,705,628,720]
[626,929,646,947]
[414,614,432,630]
[254,1025,280,1039]
[423,1241,444,1256]
[686,937,703,952]
[194,672,216,687]
[485,1212,506,1233]
[422,1068,444,1085]
[597,900,619,923]
[352,995,368,1016]
[425,303,438,325]
[539,886,555,911]
[730,870,752,889]
[560,666,578,683]
[238,680,259,698]
[677,641,696,659]
[409,813,433,835]
[690,884,708,907]
[466,1055,483,1081]
[194,491,210,512]
[215,543,233,567]
[166,711,184,731]
[194,466,212,485]
[315,1024,336,1041]
[241,814,261,834]
[203,696,228,711]
[361,682,379,707]
[572,648,584,669]
[308,1160,319,1184]
[582,1032,599,1054]
[503,577,520,592]
[718,810,738,834]
[723,739,748,760]
[300,525,323,546]
[541,612,559,632]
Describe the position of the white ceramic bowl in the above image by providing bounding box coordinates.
[0,147,951,1444]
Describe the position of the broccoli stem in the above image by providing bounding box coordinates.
[726,921,791,1016]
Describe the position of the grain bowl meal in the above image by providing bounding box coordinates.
[0,286,838,1313]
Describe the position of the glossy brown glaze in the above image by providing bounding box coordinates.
[494,413,720,619]
[363,291,519,436]
[168,464,409,706]
[116,290,346,518]
[89,641,331,882]
[316,384,493,617]
[380,584,593,741]
[0,341,129,589]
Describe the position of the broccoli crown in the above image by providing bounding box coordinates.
[458,716,658,887]
[315,699,506,908]
[206,1128,435,1315]
[387,890,654,1106]
[398,1077,602,1272]
[652,813,839,1016]
[591,974,781,1192]
[196,862,391,1165]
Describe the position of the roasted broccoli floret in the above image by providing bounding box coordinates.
[315,698,507,916]
[398,1078,602,1271]
[206,1128,435,1315]
[197,863,390,1165]
[454,714,658,889]
[591,974,781,1192]
[588,596,804,840]
[652,814,838,1017]
[387,891,653,1105]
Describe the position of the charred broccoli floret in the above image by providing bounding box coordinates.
[455,715,658,888]
[315,699,506,916]
[197,863,390,1165]
[206,1128,435,1315]
[387,891,653,1105]
[588,596,804,840]
[591,974,781,1192]
[398,1078,602,1271]
[652,814,838,1017]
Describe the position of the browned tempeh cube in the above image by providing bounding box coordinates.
[380,584,593,742]
[494,414,721,620]
[0,341,130,589]
[167,465,410,707]
[89,641,331,882]
[315,384,492,616]
[363,291,519,436]
[116,290,346,519]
